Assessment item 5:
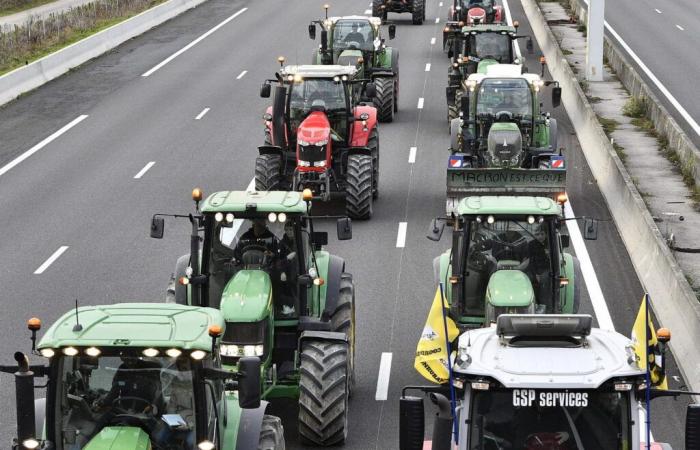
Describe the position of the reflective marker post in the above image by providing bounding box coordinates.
[586,0,605,81]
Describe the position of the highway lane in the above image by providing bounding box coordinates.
[0,0,690,448]
[574,0,700,147]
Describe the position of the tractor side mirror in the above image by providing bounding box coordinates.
[399,395,425,450]
[427,218,446,242]
[150,216,164,239]
[260,82,271,98]
[337,217,353,240]
[365,82,377,99]
[308,23,316,40]
[388,24,396,40]
[526,37,534,54]
[583,218,598,240]
[237,357,261,409]
[687,404,700,449]
[552,86,562,108]
[560,234,570,248]
[312,231,329,246]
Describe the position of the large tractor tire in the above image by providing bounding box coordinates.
[331,273,356,393]
[166,254,190,305]
[345,154,373,220]
[412,0,425,24]
[447,89,462,125]
[258,415,285,450]
[255,154,281,191]
[298,340,350,446]
[367,129,379,199]
[391,50,400,113]
[373,77,395,123]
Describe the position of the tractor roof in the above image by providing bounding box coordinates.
[37,304,224,352]
[460,24,516,34]
[201,190,307,214]
[455,315,643,389]
[457,196,561,216]
[281,65,358,78]
[329,16,382,28]
[467,64,542,84]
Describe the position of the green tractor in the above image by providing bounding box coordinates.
[308,11,399,122]
[427,195,598,329]
[444,23,532,122]
[151,188,355,446]
[0,303,281,450]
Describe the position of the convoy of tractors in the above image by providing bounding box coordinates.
[1,1,698,450]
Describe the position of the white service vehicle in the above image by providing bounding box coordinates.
[400,314,700,450]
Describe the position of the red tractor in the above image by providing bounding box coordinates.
[257,63,379,219]
[449,0,503,25]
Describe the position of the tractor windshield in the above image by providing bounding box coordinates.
[289,78,349,139]
[468,388,631,449]
[461,217,553,316]
[332,20,375,52]
[56,353,197,448]
[472,33,511,62]
[476,78,532,117]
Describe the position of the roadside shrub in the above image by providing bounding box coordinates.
[623,96,646,118]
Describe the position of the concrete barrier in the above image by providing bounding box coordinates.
[0,0,208,107]
[522,0,700,395]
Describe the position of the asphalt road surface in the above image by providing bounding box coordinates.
[0,0,690,448]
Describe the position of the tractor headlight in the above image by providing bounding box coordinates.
[221,344,264,357]
[298,160,311,167]
[298,139,311,146]
[220,344,240,357]
[315,160,327,167]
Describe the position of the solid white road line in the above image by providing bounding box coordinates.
[501,0,521,58]
[579,0,700,138]
[396,222,407,248]
[430,37,436,45]
[0,115,88,179]
[134,161,155,179]
[408,146,417,163]
[375,352,393,401]
[34,246,69,274]
[676,24,684,31]
[195,108,210,120]
[564,200,615,331]
[236,70,248,79]
[654,8,662,14]
[142,7,247,77]
[425,63,431,71]
[417,98,424,109]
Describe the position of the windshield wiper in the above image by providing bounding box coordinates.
[562,407,585,450]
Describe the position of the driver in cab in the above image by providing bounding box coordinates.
[234,218,280,263]
[343,22,366,45]
[94,355,164,414]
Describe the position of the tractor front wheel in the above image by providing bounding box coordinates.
[373,77,395,123]
[345,154,373,220]
[412,0,425,24]
[331,273,356,393]
[299,340,350,446]
[255,154,281,191]
[258,415,285,450]
[447,89,462,126]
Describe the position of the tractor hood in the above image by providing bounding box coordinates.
[298,110,331,144]
[337,49,364,68]
[487,122,522,167]
[220,270,272,323]
[84,426,151,450]
[486,270,534,308]
[476,59,499,74]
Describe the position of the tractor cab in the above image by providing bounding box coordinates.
[0,304,266,450]
[448,24,519,72]
[431,196,587,328]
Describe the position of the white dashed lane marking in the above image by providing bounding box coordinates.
[34,246,69,274]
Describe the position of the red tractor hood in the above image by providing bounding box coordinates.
[467,6,486,23]
[298,111,331,143]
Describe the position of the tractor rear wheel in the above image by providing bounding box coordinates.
[345,154,373,220]
[373,77,395,123]
[367,129,379,199]
[258,415,285,450]
[255,154,281,191]
[299,340,350,446]
[412,0,425,24]
[447,89,462,126]
[331,273,356,394]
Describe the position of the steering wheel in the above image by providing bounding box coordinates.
[495,110,514,122]
[345,40,362,49]
[112,396,159,415]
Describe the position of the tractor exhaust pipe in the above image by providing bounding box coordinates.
[429,393,453,450]
[271,85,287,148]
[13,352,37,447]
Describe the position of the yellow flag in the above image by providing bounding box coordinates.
[414,286,460,384]
[631,294,668,390]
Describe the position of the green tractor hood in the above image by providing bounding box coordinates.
[84,426,151,450]
[485,270,534,308]
[476,59,499,74]
[337,49,364,67]
[487,122,523,167]
[220,270,272,323]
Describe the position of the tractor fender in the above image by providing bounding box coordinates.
[560,253,580,314]
[258,145,285,156]
[264,105,273,131]
[320,254,346,321]
[299,330,348,346]
[350,105,378,147]
[434,251,453,303]
[347,146,372,157]
[234,400,270,450]
[376,46,394,70]
[548,118,558,151]
[450,118,462,151]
